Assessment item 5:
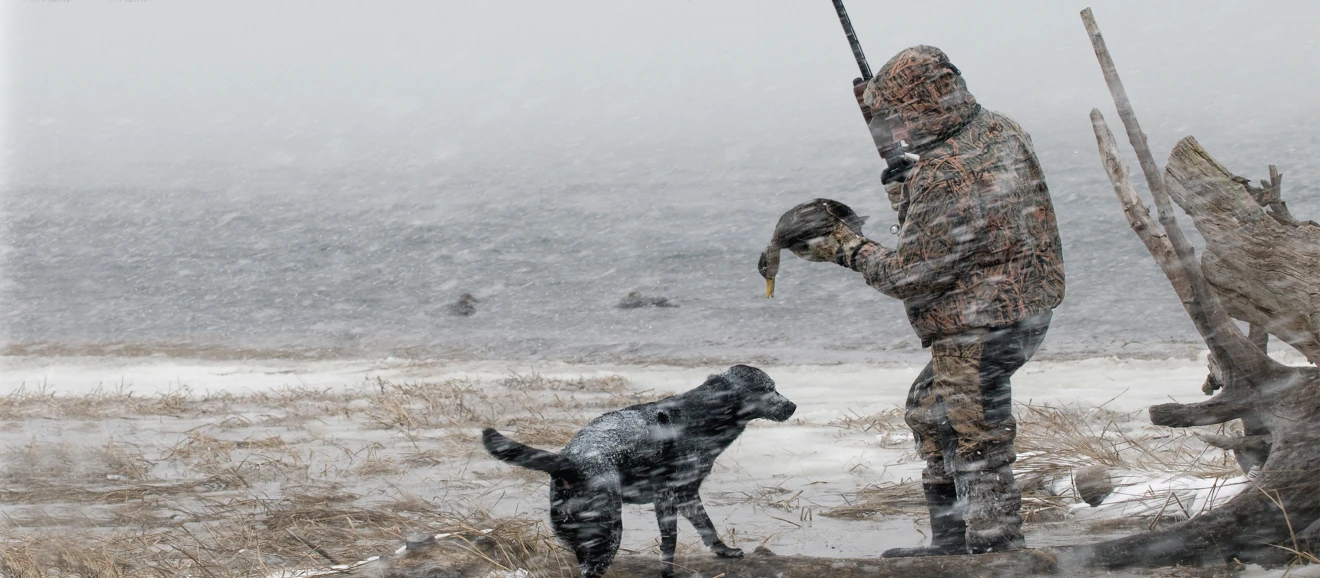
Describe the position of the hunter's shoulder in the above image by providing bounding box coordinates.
[977,108,1024,129]
[963,109,1033,143]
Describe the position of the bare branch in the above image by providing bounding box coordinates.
[1081,9,1276,379]
[1148,394,1253,427]
[1193,432,1271,454]
[1165,138,1320,365]
[1088,111,1192,307]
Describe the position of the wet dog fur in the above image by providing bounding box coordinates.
[482,365,796,578]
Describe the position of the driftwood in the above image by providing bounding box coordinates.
[1163,139,1320,365]
[1071,7,1320,569]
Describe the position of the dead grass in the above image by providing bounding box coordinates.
[0,505,570,578]
[1013,401,1239,483]
[0,383,212,420]
[824,478,927,520]
[1,367,1311,573]
[0,371,651,577]
[498,371,630,393]
[828,407,911,448]
[718,481,805,512]
[824,400,1244,525]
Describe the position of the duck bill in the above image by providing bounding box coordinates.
[765,278,775,298]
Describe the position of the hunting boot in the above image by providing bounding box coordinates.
[881,481,967,557]
[958,464,1026,554]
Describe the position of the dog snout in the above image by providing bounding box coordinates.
[773,401,797,421]
[768,394,796,422]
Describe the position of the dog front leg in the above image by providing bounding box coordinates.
[677,490,743,558]
[654,487,678,578]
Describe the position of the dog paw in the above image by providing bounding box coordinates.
[713,544,744,558]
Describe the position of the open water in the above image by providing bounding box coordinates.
[3,122,1317,364]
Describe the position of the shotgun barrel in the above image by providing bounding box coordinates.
[831,0,872,81]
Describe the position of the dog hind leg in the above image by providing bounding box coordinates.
[554,482,623,578]
[573,511,622,578]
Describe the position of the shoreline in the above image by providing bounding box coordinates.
[1,349,1278,408]
[0,336,1239,367]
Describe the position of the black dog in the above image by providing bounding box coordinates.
[482,365,796,578]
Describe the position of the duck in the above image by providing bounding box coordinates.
[448,293,479,316]
[617,291,678,309]
[758,199,867,298]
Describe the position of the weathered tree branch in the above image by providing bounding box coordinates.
[1082,8,1279,381]
[1059,491,1295,569]
[1089,110,1276,395]
[1249,165,1319,228]
[1088,111,1195,328]
[1194,432,1272,474]
[1163,138,1320,365]
[1077,7,1320,570]
[1193,432,1271,454]
[1148,394,1253,427]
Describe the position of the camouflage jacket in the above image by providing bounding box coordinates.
[852,46,1065,346]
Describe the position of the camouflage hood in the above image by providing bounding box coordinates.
[862,46,981,154]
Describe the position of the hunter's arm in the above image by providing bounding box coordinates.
[847,160,982,300]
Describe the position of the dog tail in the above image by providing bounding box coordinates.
[482,428,572,475]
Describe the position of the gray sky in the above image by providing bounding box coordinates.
[7,0,1320,185]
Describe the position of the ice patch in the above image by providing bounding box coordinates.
[1062,470,1251,521]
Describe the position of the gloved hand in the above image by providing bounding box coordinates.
[793,222,869,268]
[767,198,870,279]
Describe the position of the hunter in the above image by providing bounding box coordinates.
[798,45,1066,556]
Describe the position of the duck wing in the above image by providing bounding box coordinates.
[773,198,866,254]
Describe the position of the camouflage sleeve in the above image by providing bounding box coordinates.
[849,158,983,301]
[847,242,905,300]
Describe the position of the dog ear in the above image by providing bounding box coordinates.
[726,365,776,393]
[702,373,734,391]
[724,365,756,388]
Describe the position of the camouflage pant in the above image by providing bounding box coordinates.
[906,313,1050,551]
[905,312,1051,478]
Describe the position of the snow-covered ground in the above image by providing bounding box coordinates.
[0,351,1310,576]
